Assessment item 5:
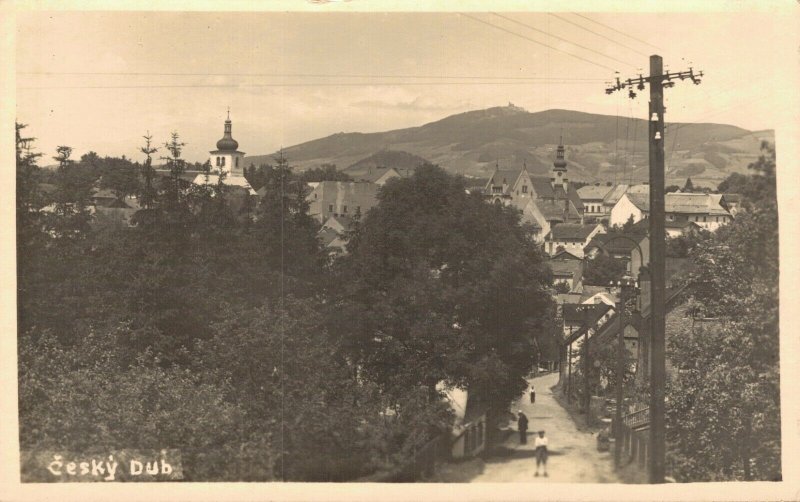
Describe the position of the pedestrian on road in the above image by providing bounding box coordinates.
[530,384,536,404]
[517,410,529,445]
[534,430,549,477]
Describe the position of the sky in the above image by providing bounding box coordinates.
[14,7,798,163]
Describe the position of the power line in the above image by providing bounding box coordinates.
[462,13,616,72]
[19,80,605,90]
[19,70,607,81]
[571,12,661,51]
[491,12,636,69]
[547,13,650,58]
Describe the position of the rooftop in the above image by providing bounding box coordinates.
[626,192,731,215]
[578,185,613,201]
[548,223,600,241]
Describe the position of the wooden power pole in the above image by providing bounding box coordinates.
[605,55,702,483]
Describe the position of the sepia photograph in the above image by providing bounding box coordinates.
[4,1,799,500]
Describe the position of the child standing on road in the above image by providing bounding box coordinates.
[534,430,548,477]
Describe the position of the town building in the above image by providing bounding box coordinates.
[544,223,605,258]
[354,167,408,186]
[483,137,585,243]
[306,181,380,224]
[584,229,650,277]
[577,184,613,220]
[609,191,733,232]
[318,215,354,255]
[549,251,584,292]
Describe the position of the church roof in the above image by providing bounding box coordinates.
[191,173,256,195]
[488,168,523,189]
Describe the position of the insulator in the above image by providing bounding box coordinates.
[628,89,637,99]
[654,132,662,140]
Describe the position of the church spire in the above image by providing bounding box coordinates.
[217,109,238,151]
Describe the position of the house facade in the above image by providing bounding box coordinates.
[544,223,605,258]
[610,192,733,232]
[577,184,613,220]
[306,181,379,224]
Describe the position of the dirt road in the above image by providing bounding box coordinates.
[470,372,619,483]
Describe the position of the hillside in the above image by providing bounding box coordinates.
[244,106,773,188]
[345,150,429,178]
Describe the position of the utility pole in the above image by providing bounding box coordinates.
[605,55,702,483]
[614,281,626,468]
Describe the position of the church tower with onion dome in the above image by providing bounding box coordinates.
[209,109,245,177]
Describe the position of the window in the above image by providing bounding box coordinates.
[356,206,361,213]
[328,204,334,213]
[493,187,502,194]
[221,157,226,167]
[314,194,317,199]
[216,156,220,167]
[522,185,528,193]
[235,157,239,167]
[703,216,707,222]
[343,205,348,213]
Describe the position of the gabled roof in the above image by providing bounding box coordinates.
[624,192,731,216]
[323,214,355,232]
[578,185,613,201]
[317,227,340,247]
[358,167,398,183]
[580,286,617,303]
[535,200,567,221]
[603,184,629,206]
[548,223,599,241]
[192,173,256,195]
[488,168,523,189]
[551,250,582,261]
[563,304,614,342]
[530,176,556,198]
[626,193,650,211]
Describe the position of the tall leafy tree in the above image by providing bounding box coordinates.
[333,164,554,429]
[666,142,779,481]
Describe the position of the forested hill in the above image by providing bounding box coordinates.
[244,106,773,187]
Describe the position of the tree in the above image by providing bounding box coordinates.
[160,131,187,208]
[16,123,44,247]
[48,145,94,239]
[582,253,627,286]
[683,177,695,192]
[138,132,159,209]
[252,152,322,276]
[99,156,141,201]
[665,185,681,193]
[553,281,571,294]
[666,141,780,481]
[300,163,352,182]
[333,164,555,430]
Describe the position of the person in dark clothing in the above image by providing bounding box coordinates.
[517,410,529,444]
[530,384,536,404]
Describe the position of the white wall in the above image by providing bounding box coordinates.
[610,194,644,227]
